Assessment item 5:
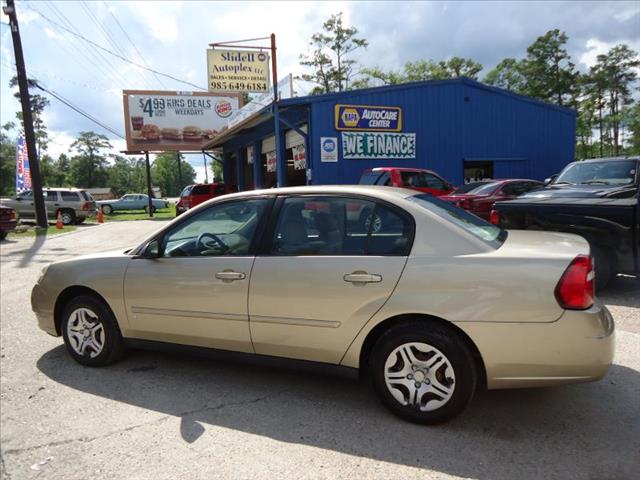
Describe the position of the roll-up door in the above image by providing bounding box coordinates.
[262,136,275,153]
[285,124,308,149]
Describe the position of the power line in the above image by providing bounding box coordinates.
[103,0,169,89]
[27,4,208,91]
[80,0,151,88]
[33,81,125,139]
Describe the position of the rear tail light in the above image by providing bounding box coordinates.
[489,210,500,225]
[10,210,16,220]
[554,255,594,310]
[81,202,91,211]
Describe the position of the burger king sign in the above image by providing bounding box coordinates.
[123,90,241,152]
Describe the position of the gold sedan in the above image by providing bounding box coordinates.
[31,186,614,424]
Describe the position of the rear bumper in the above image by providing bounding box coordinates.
[0,219,17,232]
[456,300,615,389]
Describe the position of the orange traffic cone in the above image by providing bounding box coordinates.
[56,211,64,229]
[97,208,104,223]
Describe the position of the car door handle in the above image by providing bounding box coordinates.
[215,271,246,281]
[343,272,382,284]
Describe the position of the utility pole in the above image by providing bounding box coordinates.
[4,0,47,228]
[144,151,153,218]
[176,151,183,191]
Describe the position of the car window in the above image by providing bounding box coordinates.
[60,191,80,201]
[270,196,412,256]
[401,171,446,189]
[44,191,58,201]
[410,194,507,248]
[80,191,93,201]
[163,198,269,257]
[214,185,226,195]
[360,171,384,185]
[192,185,210,195]
[180,185,193,197]
[17,190,33,199]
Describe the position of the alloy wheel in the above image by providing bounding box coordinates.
[384,342,456,411]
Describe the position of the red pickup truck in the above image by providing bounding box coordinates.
[359,167,455,196]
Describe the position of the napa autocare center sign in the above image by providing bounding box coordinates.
[123,90,241,152]
[207,49,270,93]
[335,104,416,159]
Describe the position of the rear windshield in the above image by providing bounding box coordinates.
[191,185,210,195]
[466,182,500,195]
[360,171,384,185]
[555,160,637,186]
[409,194,507,248]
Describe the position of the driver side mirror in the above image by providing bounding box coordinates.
[140,239,160,259]
[544,174,557,186]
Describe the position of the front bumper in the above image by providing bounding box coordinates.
[457,301,615,389]
[31,283,58,336]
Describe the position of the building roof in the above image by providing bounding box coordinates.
[204,77,576,150]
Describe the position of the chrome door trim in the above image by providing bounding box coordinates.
[131,306,247,322]
[250,314,341,328]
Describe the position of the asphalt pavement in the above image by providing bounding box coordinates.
[1,221,638,480]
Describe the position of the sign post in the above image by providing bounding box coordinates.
[145,151,153,218]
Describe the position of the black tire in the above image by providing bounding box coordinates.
[0,231,7,240]
[58,209,75,225]
[75,218,85,225]
[61,294,125,367]
[592,246,614,291]
[101,205,113,215]
[369,320,477,424]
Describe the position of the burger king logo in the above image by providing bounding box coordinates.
[258,52,267,62]
[215,100,233,118]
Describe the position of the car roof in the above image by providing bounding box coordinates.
[578,157,639,163]
[368,167,437,173]
[221,185,419,201]
[43,187,86,192]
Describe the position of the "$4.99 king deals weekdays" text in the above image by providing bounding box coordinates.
[138,97,215,117]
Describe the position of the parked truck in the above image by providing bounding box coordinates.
[491,157,639,289]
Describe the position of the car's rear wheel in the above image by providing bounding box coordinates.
[101,205,113,215]
[61,294,125,367]
[369,321,477,424]
[58,209,75,225]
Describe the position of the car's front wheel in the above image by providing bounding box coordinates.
[369,320,477,424]
[61,294,125,367]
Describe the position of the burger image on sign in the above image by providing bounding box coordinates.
[215,100,233,118]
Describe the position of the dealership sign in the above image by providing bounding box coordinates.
[123,90,241,152]
[207,48,270,93]
[342,132,416,159]
[335,105,402,132]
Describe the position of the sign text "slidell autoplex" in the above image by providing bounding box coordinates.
[213,52,263,74]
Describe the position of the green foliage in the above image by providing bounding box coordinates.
[151,152,197,197]
[0,123,16,196]
[483,58,527,92]
[68,131,112,188]
[9,76,49,154]
[299,12,368,94]
[108,155,147,196]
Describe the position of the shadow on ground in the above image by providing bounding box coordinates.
[599,275,640,308]
[38,345,639,480]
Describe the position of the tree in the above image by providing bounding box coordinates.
[299,12,368,93]
[9,76,49,155]
[624,103,640,155]
[108,155,148,196]
[484,58,527,92]
[520,29,578,106]
[151,152,196,197]
[68,131,112,188]
[0,123,17,197]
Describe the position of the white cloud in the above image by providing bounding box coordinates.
[579,37,640,69]
[127,1,181,44]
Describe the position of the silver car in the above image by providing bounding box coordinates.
[2,188,96,225]
[31,186,614,424]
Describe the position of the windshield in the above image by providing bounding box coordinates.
[453,181,491,194]
[180,185,194,197]
[554,160,637,186]
[410,194,506,248]
[465,182,500,195]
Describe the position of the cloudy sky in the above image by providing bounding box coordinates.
[1,0,639,181]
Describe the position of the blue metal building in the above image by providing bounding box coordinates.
[204,77,576,190]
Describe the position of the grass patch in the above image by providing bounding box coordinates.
[7,224,77,238]
[95,203,176,222]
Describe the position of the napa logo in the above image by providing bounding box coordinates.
[340,108,360,127]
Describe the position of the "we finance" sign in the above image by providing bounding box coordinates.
[342,132,416,159]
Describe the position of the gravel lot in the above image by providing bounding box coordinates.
[1,221,638,480]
